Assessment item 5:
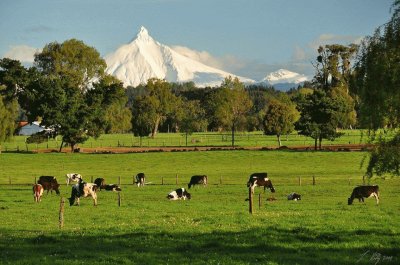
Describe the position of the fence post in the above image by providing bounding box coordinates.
[132,175,135,185]
[220,175,222,185]
[312,176,315,186]
[161,177,164,185]
[118,192,121,207]
[34,177,37,184]
[258,193,262,209]
[348,178,351,186]
[59,197,65,229]
[249,187,253,214]
[118,176,121,185]
[298,176,302,186]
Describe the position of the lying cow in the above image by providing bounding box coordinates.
[348,185,379,205]
[135,173,145,187]
[38,176,60,195]
[69,182,98,206]
[94,178,106,190]
[246,173,275,193]
[188,175,208,189]
[66,173,82,185]
[287,192,301,201]
[33,184,44,203]
[103,184,122,192]
[167,188,191,200]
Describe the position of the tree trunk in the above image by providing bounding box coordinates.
[231,124,235,148]
[151,117,161,138]
[277,135,282,147]
[319,135,322,150]
[314,137,318,151]
[59,140,64,153]
[185,132,188,147]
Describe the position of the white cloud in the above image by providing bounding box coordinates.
[3,45,41,63]
[309,34,363,51]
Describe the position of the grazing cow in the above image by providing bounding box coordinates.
[94,178,106,190]
[69,182,98,206]
[38,176,60,195]
[65,173,83,185]
[103,184,122,192]
[348,185,379,205]
[188,175,208,189]
[135,173,146,187]
[167,188,191,200]
[33,184,44,203]
[246,173,275,193]
[287,192,301,201]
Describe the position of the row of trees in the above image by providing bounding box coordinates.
[0,1,399,177]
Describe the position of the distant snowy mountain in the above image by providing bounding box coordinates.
[260,69,309,91]
[105,26,254,87]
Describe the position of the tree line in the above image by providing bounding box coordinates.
[0,1,399,177]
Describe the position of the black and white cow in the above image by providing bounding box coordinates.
[167,188,191,200]
[69,182,98,206]
[66,173,82,185]
[188,175,208,189]
[246,173,275,193]
[287,192,301,201]
[348,185,379,205]
[103,184,122,192]
[135,173,146,187]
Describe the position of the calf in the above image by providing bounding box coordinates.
[246,173,275,193]
[348,185,379,205]
[94,178,106,190]
[287,192,301,201]
[66,173,83,185]
[38,176,60,195]
[69,182,98,206]
[103,184,122,192]
[188,175,208,189]
[135,173,145,187]
[33,184,44,203]
[167,188,191,200]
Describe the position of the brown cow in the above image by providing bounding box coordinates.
[33,184,44,202]
[188,175,208,189]
[348,185,379,205]
[38,176,60,195]
[246,173,275,193]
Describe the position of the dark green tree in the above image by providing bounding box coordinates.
[19,39,124,152]
[353,0,400,177]
[179,99,208,146]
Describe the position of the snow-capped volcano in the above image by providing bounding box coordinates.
[105,26,254,87]
[260,69,309,90]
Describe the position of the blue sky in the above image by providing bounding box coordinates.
[0,0,394,80]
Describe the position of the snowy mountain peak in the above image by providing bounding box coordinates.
[135,26,152,42]
[260,69,309,91]
[105,26,254,88]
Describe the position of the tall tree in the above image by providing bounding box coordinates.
[209,77,252,147]
[131,78,179,138]
[179,100,208,146]
[262,96,300,147]
[353,0,400,177]
[19,39,124,152]
[0,58,28,153]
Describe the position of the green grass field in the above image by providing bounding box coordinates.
[1,130,369,152]
[0,150,399,264]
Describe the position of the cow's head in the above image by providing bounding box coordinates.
[348,197,353,205]
[185,192,191,200]
[267,181,275,193]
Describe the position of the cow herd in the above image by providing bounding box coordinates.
[32,172,380,206]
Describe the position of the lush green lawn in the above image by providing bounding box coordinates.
[2,130,369,152]
[0,150,398,264]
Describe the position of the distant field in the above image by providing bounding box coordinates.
[1,130,369,152]
[0,150,398,264]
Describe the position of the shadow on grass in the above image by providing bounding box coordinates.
[0,227,398,265]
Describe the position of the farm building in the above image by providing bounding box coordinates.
[17,121,45,136]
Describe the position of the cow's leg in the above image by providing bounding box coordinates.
[372,192,379,205]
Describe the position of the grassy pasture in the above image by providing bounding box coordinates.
[2,130,369,152]
[0,150,399,264]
